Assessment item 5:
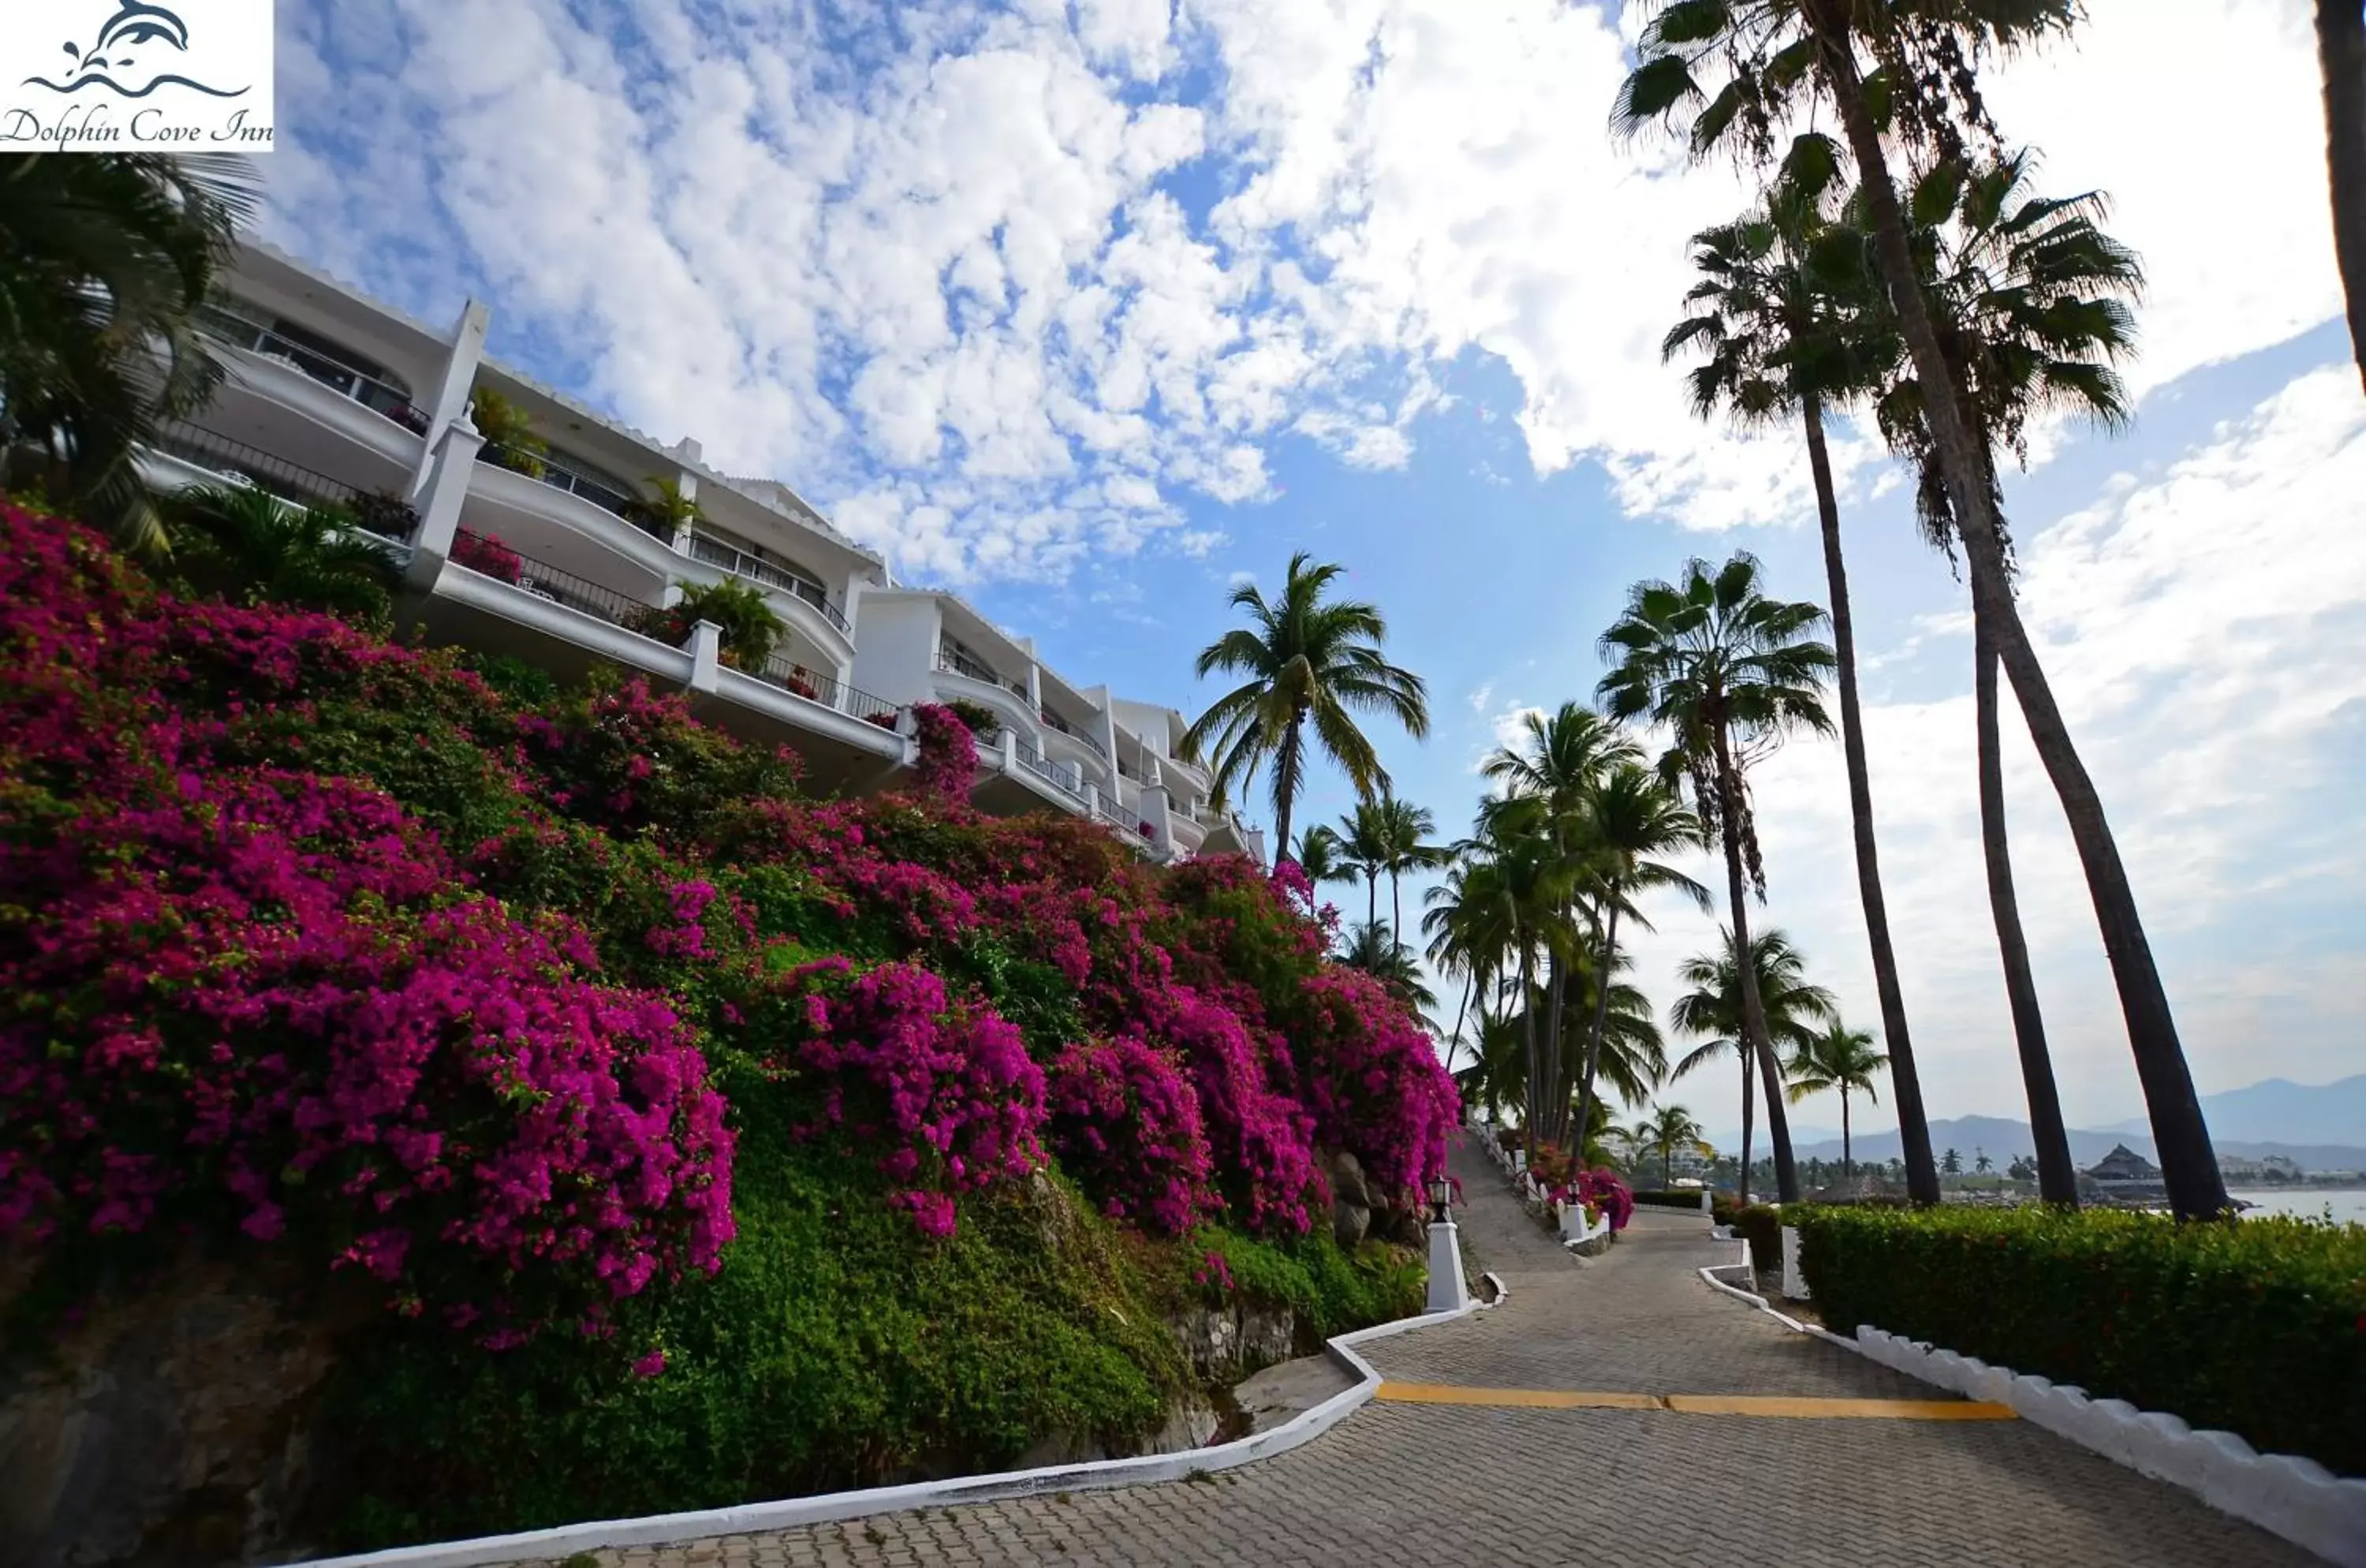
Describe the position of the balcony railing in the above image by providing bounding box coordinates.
[458,543,650,630]
[1012,737,1085,801]
[751,655,901,728]
[203,307,430,434]
[148,422,364,511]
[689,532,851,633]
[1092,798,1151,846]
[937,645,1026,697]
[1040,707,1110,759]
[474,440,656,533]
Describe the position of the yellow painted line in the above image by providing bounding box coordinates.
[1664,1394,2017,1421]
[1374,1383,2015,1421]
[1375,1382,1663,1410]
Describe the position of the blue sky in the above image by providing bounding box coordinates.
[267,0,2364,1137]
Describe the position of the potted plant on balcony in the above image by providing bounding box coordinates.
[626,475,704,541]
[1137,819,1156,839]
[468,386,547,480]
[450,527,522,584]
[626,577,786,670]
[944,698,1001,740]
[347,488,419,540]
[863,708,899,730]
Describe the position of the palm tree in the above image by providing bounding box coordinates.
[1185,552,1429,861]
[1664,174,1940,1208]
[1638,1104,1710,1189]
[1431,797,1575,1159]
[1454,1010,1527,1126]
[165,484,401,622]
[1782,1022,1888,1180]
[1292,823,1354,893]
[1340,920,1438,1013]
[1976,1148,1995,1175]
[1669,928,1836,1205]
[1563,950,1670,1114]
[1374,795,1446,940]
[1942,1148,1964,1178]
[1482,703,1640,1148]
[1618,1,2227,1219]
[1568,762,1708,1156]
[0,153,258,551]
[1865,151,2147,1210]
[1599,554,1834,1203]
[1334,801,1392,931]
[2323,0,2366,393]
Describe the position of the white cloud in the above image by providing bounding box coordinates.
[1624,366,2366,1129]
[264,0,2345,582]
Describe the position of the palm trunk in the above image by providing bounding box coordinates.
[1811,21,2227,1221]
[1271,712,1304,867]
[1519,950,1542,1166]
[1442,972,1473,1078]
[1540,950,1569,1149]
[1570,899,1622,1167]
[1802,393,1940,1208]
[1663,1145,1674,1187]
[1840,1088,1852,1181]
[1738,1047,1756,1207]
[1711,721,1798,1203]
[2322,0,2366,394]
[1366,872,1378,931]
[1976,611,2081,1206]
[1391,870,1403,943]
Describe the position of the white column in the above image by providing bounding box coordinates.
[1140,782,1174,855]
[1425,1220,1469,1315]
[669,437,702,554]
[413,300,490,491]
[403,416,484,589]
[685,620,722,694]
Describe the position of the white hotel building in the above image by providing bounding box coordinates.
[140,241,1260,865]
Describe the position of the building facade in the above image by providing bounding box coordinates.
[139,241,1262,866]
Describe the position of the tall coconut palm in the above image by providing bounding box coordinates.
[1334,800,1392,931]
[1375,795,1447,940]
[1782,1022,1888,1179]
[1568,762,1709,1158]
[0,153,258,550]
[1293,823,1353,893]
[1454,1010,1528,1126]
[1617,0,2226,1218]
[1663,170,1941,1208]
[2323,0,2366,393]
[1599,554,1834,1203]
[1863,150,2144,1208]
[1185,552,1428,861]
[1482,703,1640,1147]
[1637,1103,1711,1189]
[165,483,401,622]
[1669,928,1837,1205]
[1562,945,1671,1114]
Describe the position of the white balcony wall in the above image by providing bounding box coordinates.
[849,597,946,707]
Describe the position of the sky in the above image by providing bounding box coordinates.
[265,0,2364,1139]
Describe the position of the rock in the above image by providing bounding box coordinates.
[1168,1305,1241,1379]
[0,1255,342,1568]
[1237,1305,1297,1370]
[1323,1149,1371,1247]
[1368,1207,1423,1246]
[1228,1353,1356,1436]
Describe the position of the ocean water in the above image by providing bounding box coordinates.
[2230,1188,2366,1225]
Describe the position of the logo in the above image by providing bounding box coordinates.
[0,1,273,150]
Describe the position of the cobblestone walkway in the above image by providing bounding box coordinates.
[515,1131,2313,1568]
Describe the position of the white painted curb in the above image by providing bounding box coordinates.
[1695,1266,2366,1566]
[289,1271,1510,1568]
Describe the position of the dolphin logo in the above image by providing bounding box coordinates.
[23,1,245,99]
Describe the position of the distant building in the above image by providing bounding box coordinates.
[2218,1155,2266,1182]
[2082,1144,2166,1197]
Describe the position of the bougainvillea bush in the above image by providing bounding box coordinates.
[0,504,1452,1547]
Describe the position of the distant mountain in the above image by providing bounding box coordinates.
[1707,1123,1842,1154]
[2103,1076,2366,1146]
[1771,1116,2366,1177]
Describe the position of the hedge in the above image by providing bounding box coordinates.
[1711,1197,1784,1276]
[1629,1189,1708,1209]
[1796,1205,2366,1475]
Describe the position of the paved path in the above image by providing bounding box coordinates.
[517,1131,2312,1567]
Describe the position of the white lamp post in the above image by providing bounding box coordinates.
[1424,1172,1468,1315]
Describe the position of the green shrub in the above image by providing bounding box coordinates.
[1629,1189,1706,1209]
[1797,1205,2366,1474]
[1712,1201,1782,1276]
